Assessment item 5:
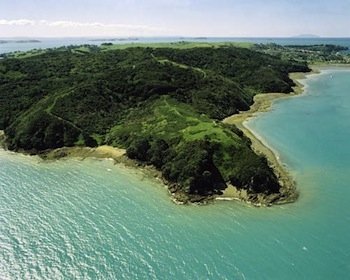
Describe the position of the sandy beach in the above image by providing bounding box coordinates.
[41,145,126,162]
[219,71,315,205]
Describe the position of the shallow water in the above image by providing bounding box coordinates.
[1,69,350,279]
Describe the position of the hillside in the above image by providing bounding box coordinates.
[0,45,310,203]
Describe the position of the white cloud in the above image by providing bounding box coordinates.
[0,19,36,26]
[0,18,165,32]
[46,20,162,31]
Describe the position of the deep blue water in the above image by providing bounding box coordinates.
[1,41,350,279]
[1,37,350,55]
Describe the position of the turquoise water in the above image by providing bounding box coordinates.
[1,69,350,279]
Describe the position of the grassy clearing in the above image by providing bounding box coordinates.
[8,49,46,59]
[154,56,207,78]
[108,96,240,146]
[71,46,92,54]
[106,96,250,182]
[100,41,254,51]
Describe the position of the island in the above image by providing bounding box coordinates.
[0,39,41,44]
[2,42,345,205]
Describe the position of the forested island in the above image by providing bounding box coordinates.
[0,43,314,204]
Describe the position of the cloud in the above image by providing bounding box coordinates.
[0,19,36,26]
[0,18,165,32]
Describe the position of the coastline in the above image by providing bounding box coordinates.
[40,145,127,162]
[0,71,315,207]
[39,146,213,205]
[34,70,315,207]
[1,67,338,207]
[220,70,316,206]
[310,62,350,69]
[0,130,214,205]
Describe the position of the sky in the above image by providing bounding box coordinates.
[0,0,349,37]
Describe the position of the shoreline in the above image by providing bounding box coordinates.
[27,70,315,207]
[0,70,316,207]
[2,66,343,207]
[40,145,127,162]
[39,146,213,205]
[310,63,350,69]
[220,70,316,206]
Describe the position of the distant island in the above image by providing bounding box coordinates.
[292,34,321,38]
[0,42,348,205]
[0,39,41,44]
[89,38,139,42]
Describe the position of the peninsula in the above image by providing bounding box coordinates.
[1,42,340,205]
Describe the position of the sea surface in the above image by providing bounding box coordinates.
[1,37,350,55]
[1,41,350,279]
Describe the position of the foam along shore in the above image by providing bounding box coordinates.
[219,71,315,206]
[39,145,163,187]
[39,145,213,205]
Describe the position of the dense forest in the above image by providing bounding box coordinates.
[0,45,310,202]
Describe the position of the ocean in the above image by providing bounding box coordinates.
[1,39,350,279]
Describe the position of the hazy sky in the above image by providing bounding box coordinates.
[1,0,349,37]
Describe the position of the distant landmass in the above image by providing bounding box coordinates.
[0,39,41,44]
[292,34,321,38]
[89,38,139,42]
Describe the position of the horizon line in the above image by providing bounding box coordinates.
[2,35,350,39]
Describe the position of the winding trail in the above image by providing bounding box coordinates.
[151,53,207,78]
[45,88,83,132]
